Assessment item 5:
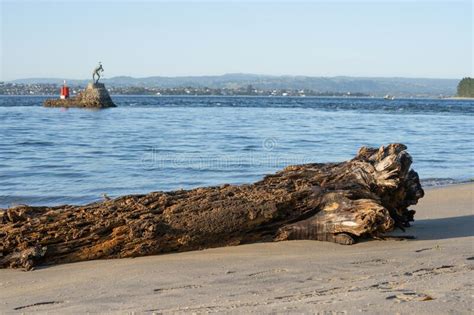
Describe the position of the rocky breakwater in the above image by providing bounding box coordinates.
[44,83,116,108]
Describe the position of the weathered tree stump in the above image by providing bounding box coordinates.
[0,144,424,270]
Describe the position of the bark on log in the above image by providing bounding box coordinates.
[0,144,424,270]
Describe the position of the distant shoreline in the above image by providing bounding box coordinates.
[0,94,465,100]
[2,75,459,98]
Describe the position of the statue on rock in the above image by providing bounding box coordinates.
[92,62,104,84]
[44,62,116,108]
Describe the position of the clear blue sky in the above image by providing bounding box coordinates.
[1,0,472,80]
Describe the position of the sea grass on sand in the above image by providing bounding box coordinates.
[0,144,424,270]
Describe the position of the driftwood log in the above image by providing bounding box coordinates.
[0,144,424,270]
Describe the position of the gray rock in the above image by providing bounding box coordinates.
[44,83,116,108]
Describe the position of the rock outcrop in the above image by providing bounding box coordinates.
[0,144,424,270]
[43,83,116,108]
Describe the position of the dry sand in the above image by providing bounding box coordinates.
[1,183,473,314]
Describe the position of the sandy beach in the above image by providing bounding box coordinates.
[1,183,472,314]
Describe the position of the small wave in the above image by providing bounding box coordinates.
[17,140,55,146]
[421,177,469,187]
[0,195,101,209]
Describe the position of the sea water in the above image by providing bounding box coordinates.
[0,96,472,207]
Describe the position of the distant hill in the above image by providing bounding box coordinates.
[10,74,459,97]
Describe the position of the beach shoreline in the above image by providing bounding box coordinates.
[1,183,472,313]
[445,97,474,100]
[0,179,470,211]
[423,180,473,191]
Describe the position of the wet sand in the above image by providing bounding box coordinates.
[1,183,473,314]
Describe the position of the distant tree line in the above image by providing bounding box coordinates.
[457,77,474,97]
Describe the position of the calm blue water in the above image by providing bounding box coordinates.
[0,95,473,208]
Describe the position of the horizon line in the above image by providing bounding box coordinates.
[5,73,466,82]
